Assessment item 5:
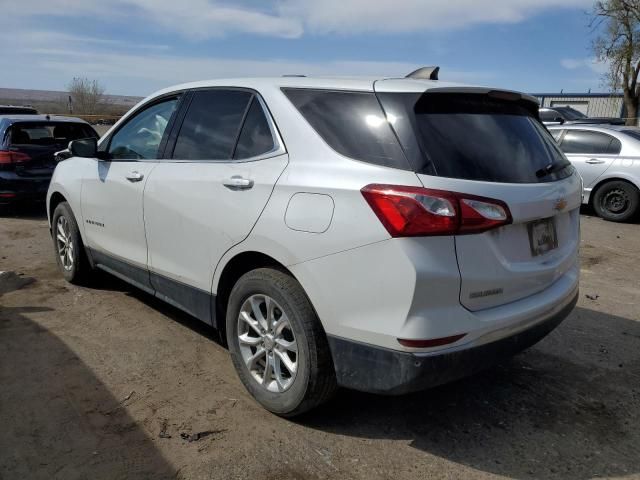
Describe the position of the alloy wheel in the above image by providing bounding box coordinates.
[55,216,74,271]
[237,294,299,393]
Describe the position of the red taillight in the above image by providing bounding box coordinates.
[361,184,512,237]
[398,333,467,348]
[0,150,31,164]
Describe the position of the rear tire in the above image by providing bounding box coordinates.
[226,268,336,417]
[51,202,93,285]
[592,180,639,222]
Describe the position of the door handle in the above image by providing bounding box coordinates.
[222,175,254,190]
[125,171,144,182]
[586,158,606,164]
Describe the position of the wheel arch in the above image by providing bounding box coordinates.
[214,250,297,333]
[48,191,68,225]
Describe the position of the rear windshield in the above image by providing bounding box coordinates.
[555,107,587,120]
[377,92,573,183]
[8,122,97,147]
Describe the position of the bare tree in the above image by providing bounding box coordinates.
[67,77,107,115]
[592,0,640,125]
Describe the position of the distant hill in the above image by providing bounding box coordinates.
[0,87,143,107]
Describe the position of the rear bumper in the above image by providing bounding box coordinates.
[0,172,51,204]
[327,289,578,395]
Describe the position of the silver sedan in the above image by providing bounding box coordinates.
[548,124,640,222]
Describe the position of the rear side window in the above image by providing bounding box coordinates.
[172,90,252,160]
[9,122,97,147]
[560,130,621,155]
[377,92,572,183]
[282,88,410,170]
[234,97,275,159]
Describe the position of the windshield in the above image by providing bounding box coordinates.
[377,92,573,183]
[622,129,640,142]
[9,122,97,147]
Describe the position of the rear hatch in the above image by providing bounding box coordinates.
[375,85,582,311]
[1,121,97,175]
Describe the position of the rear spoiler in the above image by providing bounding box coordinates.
[417,86,540,117]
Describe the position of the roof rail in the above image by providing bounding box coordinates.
[405,66,440,81]
[282,74,306,77]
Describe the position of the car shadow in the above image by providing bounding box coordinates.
[299,306,640,479]
[0,298,177,478]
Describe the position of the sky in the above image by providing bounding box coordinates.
[0,0,608,97]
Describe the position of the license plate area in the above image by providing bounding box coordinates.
[527,217,558,257]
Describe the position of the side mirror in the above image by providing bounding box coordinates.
[69,137,98,158]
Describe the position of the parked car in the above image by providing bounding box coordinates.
[539,106,625,126]
[548,124,640,221]
[47,72,581,416]
[0,115,98,206]
[0,105,38,115]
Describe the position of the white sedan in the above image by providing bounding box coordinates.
[548,124,640,222]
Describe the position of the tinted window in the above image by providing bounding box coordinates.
[283,88,410,170]
[173,90,252,160]
[377,92,572,183]
[622,129,640,142]
[560,130,621,154]
[9,122,97,146]
[234,98,275,159]
[555,107,587,120]
[108,98,178,160]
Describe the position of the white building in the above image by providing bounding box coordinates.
[533,92,625,119]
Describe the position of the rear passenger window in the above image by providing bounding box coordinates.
[234,97,275,159]
[282,88,410,170]
[560,130,621,155]
[173,90,252,160]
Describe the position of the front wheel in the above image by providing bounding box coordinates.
[226,268,336,417]
[51,202,92,284]
[592,180,639,222]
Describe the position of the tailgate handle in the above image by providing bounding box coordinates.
[223,175,254,190]
[586,158,606,164]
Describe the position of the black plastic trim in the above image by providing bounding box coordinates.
[326,291,578,395]
[149,271,214,326]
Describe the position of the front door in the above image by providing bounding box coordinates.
[143,89,288,322]
[81,96,180,289]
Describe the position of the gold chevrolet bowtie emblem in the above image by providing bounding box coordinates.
[553,198,567,211]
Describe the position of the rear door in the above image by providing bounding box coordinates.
[143,88,287,321]
[557,129,619,187]
[376,87,582,311]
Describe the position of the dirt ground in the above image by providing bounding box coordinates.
[1,206,639,480]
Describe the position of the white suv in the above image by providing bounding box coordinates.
[47,71,581,416]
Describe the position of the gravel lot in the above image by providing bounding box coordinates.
[1,207,639,480]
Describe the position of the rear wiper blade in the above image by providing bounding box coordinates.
[536,162,567,178]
